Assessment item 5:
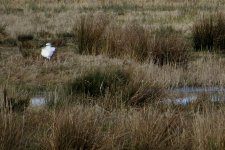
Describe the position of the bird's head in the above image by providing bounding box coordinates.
[46,43,51,46]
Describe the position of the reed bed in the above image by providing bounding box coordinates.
[1,0,225,149]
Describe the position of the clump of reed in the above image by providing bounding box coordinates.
[103,22,150,62]
[193,14,214,50]
[127,110,189,150]
[213,13,225,51]
[193,13,225,51]
[43,108,108,150]
[73,14,190,66]
[1,100,225,149]
[104,24,190,66]
[40,106,190,150]
[149,34,190,66]
[192,110,225,150]
[73,12,111,54]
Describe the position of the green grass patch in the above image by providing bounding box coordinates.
[67,67,130,97]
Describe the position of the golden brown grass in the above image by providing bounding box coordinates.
[73,12,111,55]
[1,47,225,88]
[0,104,225,149]
[103,22,151,61]
[1,0,225,149]
[72,13,190,65]
[1,0,224,36]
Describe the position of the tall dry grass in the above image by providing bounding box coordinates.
[150,34,190,66]
[1,81,225,149]
[73,12,111,55]
[0,112,27,150]
[73,13,190,66]
[193,13,225,51]
[1,103,225,149]
[103,22,151,62]
[127,110,189,150]
[43,108,107,150]
[2,1,225,149]
[193,110,225,150]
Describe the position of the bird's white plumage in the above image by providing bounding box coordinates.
[41,43,56,59]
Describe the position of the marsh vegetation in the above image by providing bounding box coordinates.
[2,0,225,149]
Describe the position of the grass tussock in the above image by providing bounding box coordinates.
[213,13,225,51]
[103,22,150,62]
[193,15,214,50]
[128,111,188,150]
[193,13,225,51]
[1,103,225,149]
[0,113,26,150]
[193,111,225,150]
[104,24,190,66]
[44,109,107,150]
[150,34,190,66]
[66,67,167,108]
[73,15,190,66]
[68,67,130,97]
[73,12,111,55]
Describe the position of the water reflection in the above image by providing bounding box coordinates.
[29,87,225,107]
[31,97,46,107]
[169,86,225,105]
[174,96,197,105]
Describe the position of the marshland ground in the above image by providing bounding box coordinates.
[2,0,225,149]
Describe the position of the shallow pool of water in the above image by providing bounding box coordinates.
[174,96,197,105]
[31,97,47,107]
[29,87,225,107]
[168,86,225,105]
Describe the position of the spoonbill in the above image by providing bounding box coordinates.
[41,43,56,60]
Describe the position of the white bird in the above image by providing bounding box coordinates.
[41,43,56,60]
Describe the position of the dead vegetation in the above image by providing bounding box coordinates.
[1,0,225,149]
[193,13,225,51]
[0,104,224,150]
[72,13,190,66]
